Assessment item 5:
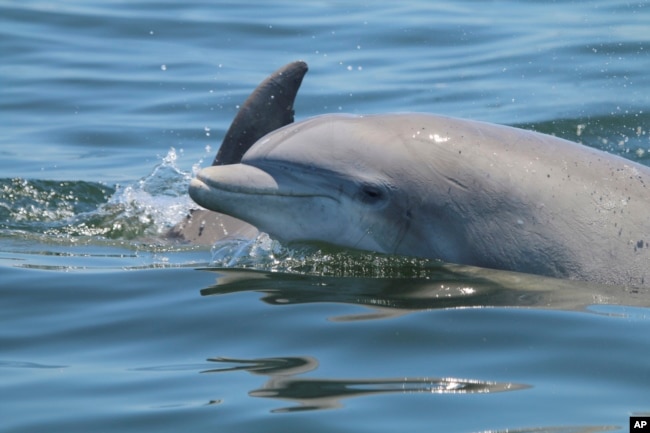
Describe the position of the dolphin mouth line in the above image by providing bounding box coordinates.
[192,174,337,201]
[193,160,343,202]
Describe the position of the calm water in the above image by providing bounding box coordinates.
[2,1,650,432]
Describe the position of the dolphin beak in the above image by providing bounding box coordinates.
[189,162,340,239]
[195,164,279,194]
[189,164,279,213]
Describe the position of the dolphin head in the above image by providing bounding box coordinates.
[190,114,455,257]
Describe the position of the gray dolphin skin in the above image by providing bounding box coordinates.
[188,62,650,288]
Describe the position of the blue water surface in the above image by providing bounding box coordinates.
[2,1,650,432]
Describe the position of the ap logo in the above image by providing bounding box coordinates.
[631,417,650,431]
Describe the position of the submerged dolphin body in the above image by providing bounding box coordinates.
[188,62,650,288]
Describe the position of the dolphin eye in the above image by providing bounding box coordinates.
[359,183,386,205]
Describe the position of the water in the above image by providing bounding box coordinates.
[2,1,650,432]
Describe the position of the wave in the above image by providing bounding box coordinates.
[0,148,196,243]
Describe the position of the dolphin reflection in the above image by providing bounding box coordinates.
[199,264,649,320]
[201,356,529,413]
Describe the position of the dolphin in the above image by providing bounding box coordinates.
[188,62,650,288]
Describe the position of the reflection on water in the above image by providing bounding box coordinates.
[200,266,650,319]
[202,356,529,413]
[0,360,68,369]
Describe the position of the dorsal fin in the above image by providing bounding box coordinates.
[213,61,308,166]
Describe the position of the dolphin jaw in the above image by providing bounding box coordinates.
[188,163,342,232]
[192,164,340,201]
[193,164,280,195]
